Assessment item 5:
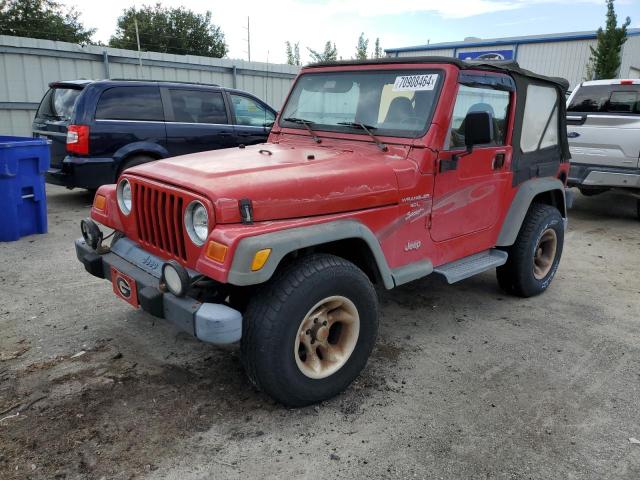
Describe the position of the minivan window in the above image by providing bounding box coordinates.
[95,86,163,121]
[230,94,274,126]
[168,89,228,124]
[36,87,82,120]
[568,84,640,114]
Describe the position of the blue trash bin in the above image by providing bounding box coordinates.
[0,136,51,242]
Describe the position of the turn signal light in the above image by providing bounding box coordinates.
[93,194,106,211]
[251,249,271,271]
[206,240,228,263]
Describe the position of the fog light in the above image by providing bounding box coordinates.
[80,218,103,250]
[161,260,190,297]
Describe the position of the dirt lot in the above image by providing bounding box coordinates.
[1,184,639,480]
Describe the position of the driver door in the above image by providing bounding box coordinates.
[430,76,513,242]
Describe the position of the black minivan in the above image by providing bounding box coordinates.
[33,80,277,191]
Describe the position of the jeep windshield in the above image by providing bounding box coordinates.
[280,69,443,138]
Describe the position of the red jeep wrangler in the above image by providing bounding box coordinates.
[76,57,571,406]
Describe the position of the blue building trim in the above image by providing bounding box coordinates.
[386,28,640,54]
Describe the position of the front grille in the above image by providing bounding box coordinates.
[133,182,187,261]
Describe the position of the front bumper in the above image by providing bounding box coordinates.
[568,163,640,189]
[47,156,116,189]
[75,237,242,344]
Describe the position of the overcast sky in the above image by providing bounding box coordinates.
[60,0,639,64]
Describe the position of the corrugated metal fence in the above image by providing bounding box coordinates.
[0,35,300,136]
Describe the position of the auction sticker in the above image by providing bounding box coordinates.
[392,74,438,91]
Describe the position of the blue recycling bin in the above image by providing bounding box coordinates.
[0,136,51,242]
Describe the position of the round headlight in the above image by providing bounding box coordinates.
[161,260,190,297]
[117,179,132,215]
[185,201,209,246]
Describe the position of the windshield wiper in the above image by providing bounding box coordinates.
[282,117,321,143]
[337,122,388,152]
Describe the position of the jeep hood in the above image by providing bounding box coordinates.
[127,143,401,223]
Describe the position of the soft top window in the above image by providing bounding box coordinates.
[520,84,560,153]
[280,69,443,138]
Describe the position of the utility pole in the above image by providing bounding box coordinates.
[246,16,251,62]
[134,9,143,78]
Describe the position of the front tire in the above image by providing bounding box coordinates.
[497,203,564,297]
[241,254,378,407]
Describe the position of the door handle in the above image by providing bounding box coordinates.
[492,153,505,170]
[567,132,580,138]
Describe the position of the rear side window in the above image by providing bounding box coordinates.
[168,89,228,124]
[230,94,274,126]
[36,87,82,120]
[567,84,640,114]
[521,84,559,153]
[96,86,163,121]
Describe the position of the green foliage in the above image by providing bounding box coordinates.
[0,0,95,44]
[308,41,338,63]
[109,3,227,58]
[586,0,631,79]
[355,33,368,60]
[374,38,383,59]
[285,41,301,66]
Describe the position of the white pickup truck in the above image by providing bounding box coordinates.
[566,79,640,218]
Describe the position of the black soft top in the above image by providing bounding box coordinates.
[307,55,570,186]
[306,56,570,92]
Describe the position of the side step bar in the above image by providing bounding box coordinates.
[434,249,508,284]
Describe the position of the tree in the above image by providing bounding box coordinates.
[355,33,368,60]
[109,4,227,58]
[374,38,383,59]
[307,41,338,63]
[0,0,94,44]
[586,0,631,79]
[285,41,301,66]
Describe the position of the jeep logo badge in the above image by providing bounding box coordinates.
[116,277,131,299]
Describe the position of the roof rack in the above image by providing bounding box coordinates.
[108,79,220,87]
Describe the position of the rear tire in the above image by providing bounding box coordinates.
[117,154,156,179]
[241,254,378,407]
[496,203,564,297]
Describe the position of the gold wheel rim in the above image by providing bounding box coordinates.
[533,228,558,280]
[294,296,360,380]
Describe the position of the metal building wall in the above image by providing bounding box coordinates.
[516,39,596,88]
[396,48,454,58]
[0,35,300,136]
[386,30,640,90]
[620,36,640,79]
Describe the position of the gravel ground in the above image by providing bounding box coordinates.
[1,184,639,480]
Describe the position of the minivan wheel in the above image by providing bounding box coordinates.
[496,203,564,297]
[117,154,157,179]
[241,254,378,407]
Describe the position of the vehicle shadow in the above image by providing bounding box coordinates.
[568,188,638,221]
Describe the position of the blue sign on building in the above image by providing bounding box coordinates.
[457,50,514,61]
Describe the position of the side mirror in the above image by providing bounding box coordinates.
[464,111,493,150]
